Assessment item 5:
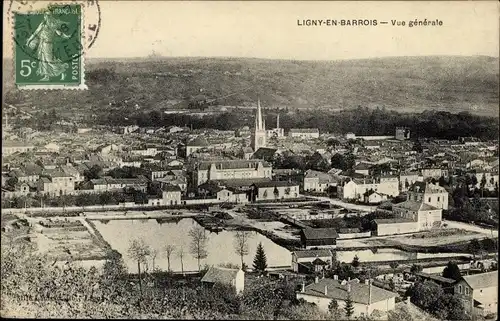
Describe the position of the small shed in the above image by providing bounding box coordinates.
[201,266,245,294]
[300,228,338,249]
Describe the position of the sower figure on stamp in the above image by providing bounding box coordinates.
[26,11,71,81]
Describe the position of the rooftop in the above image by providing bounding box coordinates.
[293,249,333,259]
[461,271,498,289]
[301,278,397,304]
[201,266,242,285]
[301,228,338,240]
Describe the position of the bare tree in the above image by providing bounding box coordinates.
[234,231,252,269]
[189,226,209,271]
[150,248,159,271]
[164,244,176,272]
[127,238,151,299]
[177,246,185,274]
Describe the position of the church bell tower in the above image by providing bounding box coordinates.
[251,99,266,151]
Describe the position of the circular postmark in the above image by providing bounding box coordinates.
[8,0,101,64]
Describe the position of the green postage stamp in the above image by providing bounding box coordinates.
[13,3,87,89]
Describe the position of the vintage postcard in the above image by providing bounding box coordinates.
[1,0,499,320]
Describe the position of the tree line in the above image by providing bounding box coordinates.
[99,106,499,140]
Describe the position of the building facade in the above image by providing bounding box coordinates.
[192,159,272,186]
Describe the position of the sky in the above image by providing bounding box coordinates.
[3,1,499,60]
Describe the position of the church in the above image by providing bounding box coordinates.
[250,99,284,152]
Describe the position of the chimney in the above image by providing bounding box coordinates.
[315,276,319,284]
[406,296,411,305]
[333,274,338,280]
[347,283,351,293]
[348,277,351,281]
[324,285,328,296]
[364,279,369,285]
[301,282,305,293]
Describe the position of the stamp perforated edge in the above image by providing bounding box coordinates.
[9,1,89,90]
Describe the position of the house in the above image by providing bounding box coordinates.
[292,249,334,273]
[364,191,387,204]
[421,168,446,179]
[162,184,182,206]
[296,277,398,317]
[340,178,399,201]
[300,228,338,249]
[288,128,320,139]
[252,147,278,162]
[454,271,498,317]
[250,181,300,202]
[407,182,448,210]
[303,169,338,193]
[43,143,61,153]
[185,136,209,157]
[37,170,76,196]
[354,162,372,176]
[239,146,254,160]
[201,266,245,295]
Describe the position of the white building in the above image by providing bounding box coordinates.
[340,178,399,201]
[201,266,245,295]
[296,277,397,318]
[266,114,285,138]
[2,140,35,156]
[454,271,498,317]
[289,128,320,139]
[407,182,449,210]
[303,169,338,193]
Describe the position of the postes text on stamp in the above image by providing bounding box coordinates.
[14,3,86,89]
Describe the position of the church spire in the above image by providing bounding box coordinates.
[256,99,264,130]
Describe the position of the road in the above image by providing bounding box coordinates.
[308,195,377,212]
[443,219,498,238]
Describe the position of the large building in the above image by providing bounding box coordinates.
[340,178,399,201]
[251,100,267,151]
[191,159,272,186]
[296,277,397,317]
[407,182,449,210]
[288,128,320,139]
[2,140,35,156]
[303,169,338,193]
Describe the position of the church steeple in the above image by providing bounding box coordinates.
[251,99,266,151]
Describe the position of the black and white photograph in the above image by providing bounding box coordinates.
[1,1,499,319]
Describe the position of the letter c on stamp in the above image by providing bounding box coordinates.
[9,0,101,90]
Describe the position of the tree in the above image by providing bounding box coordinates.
[84,165,102,180]
[127,238,152,299]
[164,244,175,272]
[442,261,462,281]
[351,255,360,268]
[389,261,399,272]
[480,174,487,197]
[189,226,209,271]
[468,239,483,260]
[407,280,444,313]
[410,264,423,274]
[273,186,280,199]
[252,242,267,273]
[150,248,159,271]
[328,299,341,319]
[344,293,354,319]
[435,293,465,320]
[177,247,185,274]
[438,176,447,187]
[234,231,251,269]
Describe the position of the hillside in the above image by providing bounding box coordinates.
[3,56,499,117]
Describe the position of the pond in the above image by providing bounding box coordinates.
[336,248,471,264]
[92,218,292,273]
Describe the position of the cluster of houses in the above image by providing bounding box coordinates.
[201,252,498,319]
